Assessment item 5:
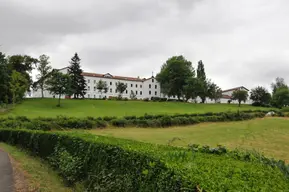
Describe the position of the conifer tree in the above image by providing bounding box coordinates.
[67,53,87,98]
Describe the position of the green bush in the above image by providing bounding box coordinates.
[0,129,288,191]
[281,107,289,112]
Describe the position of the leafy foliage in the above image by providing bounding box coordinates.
[0,129,288,191]
[271,77,288,94]
[33,54,52,98]
[96,80,109,98]
[271,87,289,108]
[250,86,271,106]
[46,71,72,107]
[116,81,127,98]
[67,53,87,99]
[9,70,29,104]
[156,55,194,100]
[232,90,249,107]
[0,52,10,104]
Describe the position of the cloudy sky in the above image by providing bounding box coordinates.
[1,0,289,90]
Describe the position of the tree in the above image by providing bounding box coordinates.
[271,87,289,108]
[116,82,127,98]
[207,82,222,103]
[67,53,87,99]
[7,55,38,91]
[156,55,194,100]
[34,54,52,98]
[0,52,10,104]
[250,86,271,106]
[96,80,109,98]
[231,90,249,107]
[271,77,288,94]
[130,90,137,100]
[46,71,72,107]
[196,60,208,103]
[9,70,29,104]
[182,77,199,102]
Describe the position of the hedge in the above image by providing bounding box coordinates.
[0,129,288,191]
[1,110,285,131]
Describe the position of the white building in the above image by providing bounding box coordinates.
[32,67,252,104]
[33,67,166,100]
[220,86,253,104]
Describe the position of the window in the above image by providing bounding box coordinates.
[115,89,117,93]
[136,91,138,95]
[136,84,138,88]
[94,87,96,91]
[155,91,157,96]
[149,84,151,88]
[94,95,96,98]
[88,94,90,98]
[110,88,112,93]
[149,91,151,95]
[131,84,133,87]
[155,85,157,89]
[152,79,154,83]
[126,90,128,94]
[94,80,96,84]
[88,86,90,91]
[140,85,142,88]
[140,91,142,95]
[110,82,112,85]
[88,79,90,83]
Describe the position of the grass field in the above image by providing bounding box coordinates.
[0,143,75,192]
[1,98,276,118]
[88,117,289,162]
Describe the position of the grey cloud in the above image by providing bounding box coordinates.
[1,0,289,90]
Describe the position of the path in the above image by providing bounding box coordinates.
[0,149,13,192]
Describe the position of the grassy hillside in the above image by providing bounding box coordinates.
[89,117,289,163]
[1,98,276,118]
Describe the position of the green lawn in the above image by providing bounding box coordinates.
[88,117,289,163]
[1,98,276,118]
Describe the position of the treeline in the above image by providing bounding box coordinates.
[156,56,222,103]
[249,77,289,108]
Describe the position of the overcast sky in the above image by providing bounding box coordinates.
[1,0,289,90]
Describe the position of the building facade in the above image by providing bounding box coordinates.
[32,67,167,100]
[32,67,252,104]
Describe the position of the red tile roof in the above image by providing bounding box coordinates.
[222,86,249,93]
[221,94,232,99]
[81,72,145,82]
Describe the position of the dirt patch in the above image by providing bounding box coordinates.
[8,155,39,192]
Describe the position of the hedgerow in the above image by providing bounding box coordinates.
[0,110,283,130]
[0,129,288,191]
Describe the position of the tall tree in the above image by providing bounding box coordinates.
[67,53,87,99]
[156,55,194,100]
[96,80,109,98]
[46,71,72,107]
[0,52,10,104]
[271,87,289,108]
[116,82,127,98]
[250,86,271,106]
[9,70,29,104]
[182,77,199,102]
[34,54,52,98]
[231,90,248,107]
[207,82,222,103]
[271,77,288,94]
[7,55,38,91]
[196,60,208,103]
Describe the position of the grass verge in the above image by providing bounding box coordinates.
[0,143,76,192]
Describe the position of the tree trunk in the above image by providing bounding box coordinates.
[41,88,44,98]
[238,101,241,107]
[57,94,61,107]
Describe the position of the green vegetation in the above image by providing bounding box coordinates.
[0,143,73,192]
[0,129,288,191]
[89,117,289,163]
[1,98,277,118]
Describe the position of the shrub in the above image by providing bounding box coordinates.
[0,130,288,191]
[281,107,289,112]
[111,119,127,127]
